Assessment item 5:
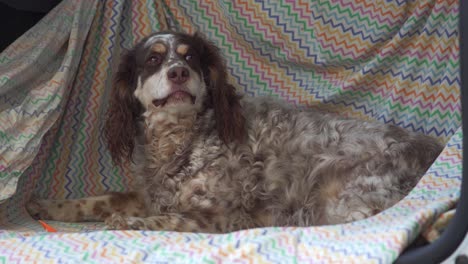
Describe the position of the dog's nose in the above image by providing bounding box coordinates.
[167,66,189,84]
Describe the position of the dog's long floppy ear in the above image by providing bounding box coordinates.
[194,33,246,143]
[104,49,142,166]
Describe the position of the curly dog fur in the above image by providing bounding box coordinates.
[27,31,443,233]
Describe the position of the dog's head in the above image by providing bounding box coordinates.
[104,31,245,166]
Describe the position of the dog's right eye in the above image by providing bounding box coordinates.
[146,55,162,66]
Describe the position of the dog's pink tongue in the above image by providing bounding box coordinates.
[166,91,192,105]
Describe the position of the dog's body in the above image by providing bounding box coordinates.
[27,32,442,233]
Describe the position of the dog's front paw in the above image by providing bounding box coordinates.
[105,213,146,230]
[26,198,50,220]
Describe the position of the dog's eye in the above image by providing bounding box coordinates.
[146,55,162,66]
[185,55,193,61]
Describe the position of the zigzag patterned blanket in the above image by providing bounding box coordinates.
[0,0,461,262]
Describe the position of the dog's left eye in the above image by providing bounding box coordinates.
[185,55,193,61]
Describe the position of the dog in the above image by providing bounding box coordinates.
[27,31,443,233]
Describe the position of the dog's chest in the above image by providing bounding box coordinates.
[146,164,226,215]
[177,169,218,211]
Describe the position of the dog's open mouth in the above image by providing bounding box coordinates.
[152,91,196,107]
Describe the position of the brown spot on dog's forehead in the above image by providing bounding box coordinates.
[151,43,166,53]
[176,44,189,55]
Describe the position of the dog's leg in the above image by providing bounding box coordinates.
[322,175,405,225]
[105,212,225,233]
[26,192,147,222]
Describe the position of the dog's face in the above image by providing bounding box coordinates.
[133,33,207,111]
[105,32,245,166]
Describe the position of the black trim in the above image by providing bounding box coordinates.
[0,0,61,13]
[0,1,60,52]
[395,1,468,263]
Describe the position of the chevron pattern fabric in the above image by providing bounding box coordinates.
[0,0,461,262]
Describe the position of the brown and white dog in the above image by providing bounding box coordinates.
[27,31,443,233]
